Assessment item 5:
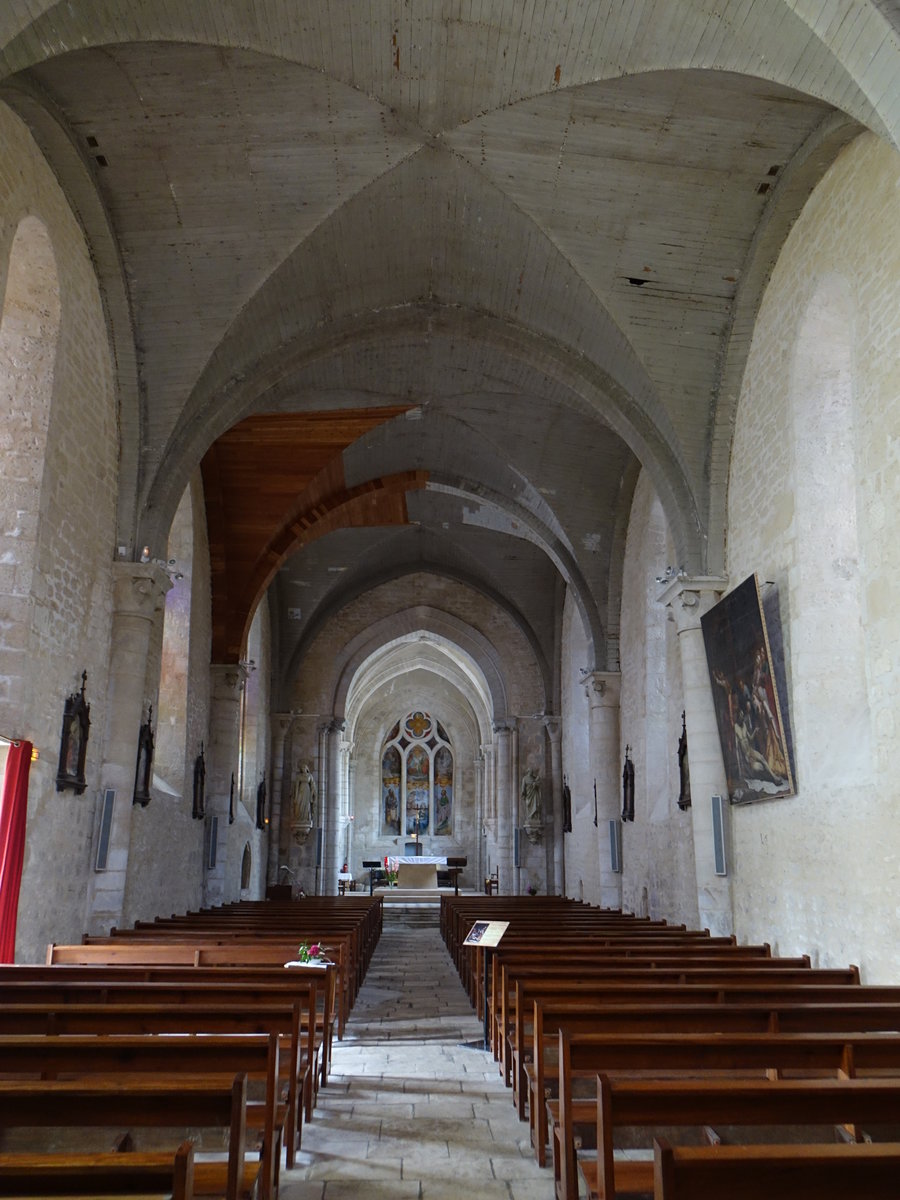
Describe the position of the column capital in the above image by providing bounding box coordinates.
[272,712,294,736]
[583,671,621,707]
[111,562,172,618]
[210,662,251,695]
[658,575,728,633]
[328,717,346,736]
[492,719,515,736]
[542,714,562,741]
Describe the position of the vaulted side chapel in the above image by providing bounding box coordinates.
[0,2,898,984]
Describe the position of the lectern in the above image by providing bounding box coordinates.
[361,859,383,896]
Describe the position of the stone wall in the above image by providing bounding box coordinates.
[726,131,900,981]
[292,572,545,718]
[0,102,119,960]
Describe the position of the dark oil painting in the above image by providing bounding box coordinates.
[701,574,795,804]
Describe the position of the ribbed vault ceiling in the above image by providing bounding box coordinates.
[1,1,895,682]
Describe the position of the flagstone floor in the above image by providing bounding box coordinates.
[280,910,551,1200]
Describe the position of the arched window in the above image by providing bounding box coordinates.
[380,711,453,837]
[240,842,252,890]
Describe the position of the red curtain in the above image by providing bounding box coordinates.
[0,740,33,962]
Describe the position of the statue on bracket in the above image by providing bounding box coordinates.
[521,766,543,843]
[291,761,317,844]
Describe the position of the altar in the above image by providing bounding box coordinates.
[387,855,446,889]
[361,855,467,894]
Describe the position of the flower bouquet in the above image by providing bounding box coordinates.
[294,941,331,963]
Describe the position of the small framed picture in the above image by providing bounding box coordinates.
[56,672,90,794]
[133,706,155,807]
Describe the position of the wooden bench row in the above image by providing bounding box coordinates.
[0,896,382,1197]
[439,895,900,1200]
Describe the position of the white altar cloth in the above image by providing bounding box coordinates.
[386,855,447,869]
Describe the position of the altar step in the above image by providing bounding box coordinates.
[376,885,476,929]
[383,902,440,929]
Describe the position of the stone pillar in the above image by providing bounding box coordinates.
[511,723,520,895]
[205,663,250,906]
[313,724,328,894]
[544,716,564,896]
[481,740,495,882]
[266,713,291,887]
[493,721,514,894]
[322,719,344,895]
[85,564,171,934]
[586,672,623,911]
[474,750,485,885]
[659,576,734,937]
[341,737,354,871]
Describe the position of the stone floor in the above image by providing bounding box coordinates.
[280,910,552,1200]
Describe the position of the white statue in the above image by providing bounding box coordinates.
[521,766,542,825]
[291,762,317,825]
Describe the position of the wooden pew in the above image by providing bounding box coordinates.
[502,964,858,1099]
[0,1141,194,1198]
[0,1002,308,1176]
[579,1076,900,1200]
[652,1137,900,1200]
[471,935,760,1021]
[549,1003,900,1200]
[0,1075,252,1200]
[494,951,817,1055]
[553,1028,900,1200]
[58,936,348,1043]
[42,946,332,1089]
[508,976,897,1122]
[0,964,331,1099]
[0,1034,282,1200]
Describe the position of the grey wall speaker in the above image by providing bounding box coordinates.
[206,814,218,870]
[315,826,323,867]
[711,794,727,875]
[514,826,521,868]
[94,789,115,871]
[608,819,622,873]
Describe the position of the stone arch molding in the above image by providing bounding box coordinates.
[332,607,516,726]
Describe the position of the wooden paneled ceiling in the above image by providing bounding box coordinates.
[201,407,422,660]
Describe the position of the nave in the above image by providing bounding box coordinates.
[283,910,546,1200]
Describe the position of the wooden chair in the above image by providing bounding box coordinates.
[484,868,499,895]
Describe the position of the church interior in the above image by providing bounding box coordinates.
[0,0,898,979]
[1,2,900,1192]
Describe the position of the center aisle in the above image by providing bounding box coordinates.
[281,912,549,1200]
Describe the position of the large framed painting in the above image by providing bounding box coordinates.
[701,574,795,804]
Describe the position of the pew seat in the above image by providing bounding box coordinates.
[578,1075,900,1200]
[652,1137,900,1200]
[0,1142,194,1198]
[0,1075,254,1200]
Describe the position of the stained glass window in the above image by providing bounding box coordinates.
[381,712,453,837]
